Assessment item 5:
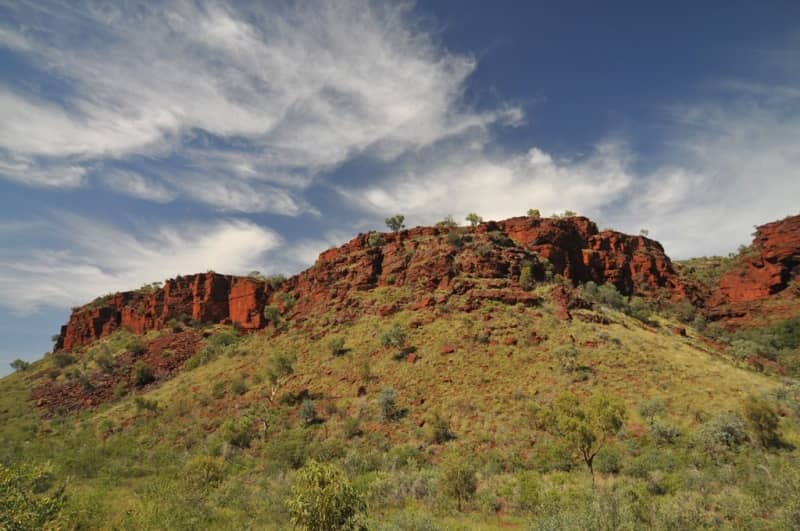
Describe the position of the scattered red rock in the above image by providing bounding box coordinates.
[440,344,456,354]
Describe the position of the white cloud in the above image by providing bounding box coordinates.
[0,0,512,213]
[0,215,282,313]
[102,169,176,203]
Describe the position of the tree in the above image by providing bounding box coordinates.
[10,359,30,372]
[385,214,405,232]
[439,450,477,511]
[742,395,781,449]
[465,212,483,226]
[519,260,534,290]
[435,215,458,228]
[287,460,365,530]
[527,208,541,219]
[534,392,626,484]
[131,361,154,387]
[299,399,317,426]
[639,228,650,237]
[0,462,65,530]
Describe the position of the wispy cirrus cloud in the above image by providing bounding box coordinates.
[0,0,514,213]
[0,214,282,313]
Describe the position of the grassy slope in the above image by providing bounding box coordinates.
[1,286,799,529]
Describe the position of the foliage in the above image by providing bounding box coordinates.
[286,460,366,530]
[131,361,155,387]
[534,392,627,481]
[367,231,384,247]
[519,260,534,291]
[220,416,255,449]
[299,399,318,426]
[183,456,225,494]
[10,359,30,372]
[385,215,405,232]
[51,352,75,368]
[267,351,296,385]
[263,305,281,327]
[230,378,247,396]
[0,462,64,530]
[438,450,477,511]
[696,413,749,458]
[742,395,781,448]
[465,213,483,226]
[380,324,407,349]
[328,336,346,357]
[425,410,455,444]
[639,397,666,425]
[527,208,541,219]
[134,396,158,412]
[435,215,458,229]
[378,387,399,422]
[266,273,287,290]
[553,345,579,373]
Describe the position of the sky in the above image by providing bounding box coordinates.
[1,0,799,373]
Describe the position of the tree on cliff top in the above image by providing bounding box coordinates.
[385,214,405,232]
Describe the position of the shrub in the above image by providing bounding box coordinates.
[436,215,458,228]
[381,324,407,349]
[426,411,455,444]
[267,352,296,385]
[276,292,297,311]
[266,429,309,469]
[94,350,114,374]
[328,336,346,357]
[385,214,405,232]
[113,382,128,400]
[594,445,623,474]
[639,397,667,425]
[519,260,534,290]
[134,396,158,412]
[10,359,30,372]
[342,417,362,439]
[742,395,781,448]
[287,460,366,530]
[183,456,225,494]
[220,416,255,449]
[264,305,281,327]
[212,382,226,399]
[0,463,64,530]
[651,422,681,446]
[697,412,749,457]
[52,352,75,368]
[367,231,384,247]
[358,359,371,382]
[266,273,287,290]
[527,208,541,218]
[446,231,463,248]
[127,339,148,357]
[553,344,579,373]
[299,399,317,426]
[131,361,155,387]
[377,388,399,422]
[439,450,477,511]
[230,378,247,396]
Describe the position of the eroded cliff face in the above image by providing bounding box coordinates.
[54,216,689,351]
[56,273,270,351]
[706,214,800,324]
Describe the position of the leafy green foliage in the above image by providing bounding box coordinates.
[287,460,365,530]
[465,213,483,226]
[438,450,477,511]
[519,260,534,290]
[385,215,405,232]
[131,361,154,387]
[534,392,626,481]
[553,345,580,373]
[10,359,30,372]
[263,305,281,327]
[328,336,346,357]
[380,324,407,349]
[299,399,317,426]
[51,352,75,368]
[527,208,541,219]
[183,456,225,494]
[435,215,458,228]
[266,273,287,290]
[742,395,781,448]
[0,463,64,530]
[377,387,399,422]
[425,411,455,444]
[367,231,384,247]
[134,396,158,412]
[267,351,296,385]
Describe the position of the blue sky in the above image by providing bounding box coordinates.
[1,0,799,374]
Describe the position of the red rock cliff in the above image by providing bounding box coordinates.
[710,214,800,311]
[56,216,686,350]
[56,273,270,351]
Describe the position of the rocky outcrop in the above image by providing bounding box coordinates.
[56,273,270,351]
[56,216,687,351]
[713,215,800,306]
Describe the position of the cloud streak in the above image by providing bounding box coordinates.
[0,0,511,213]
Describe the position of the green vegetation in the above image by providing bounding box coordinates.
[384,214,405,232]
[527,208,541,219]
[0,462,64,530]
[10,359,30,372]
[2,272,800,528]
[367,231,384,247]
[465,212,483,226]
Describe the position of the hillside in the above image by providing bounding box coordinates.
[2,214,800,530]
